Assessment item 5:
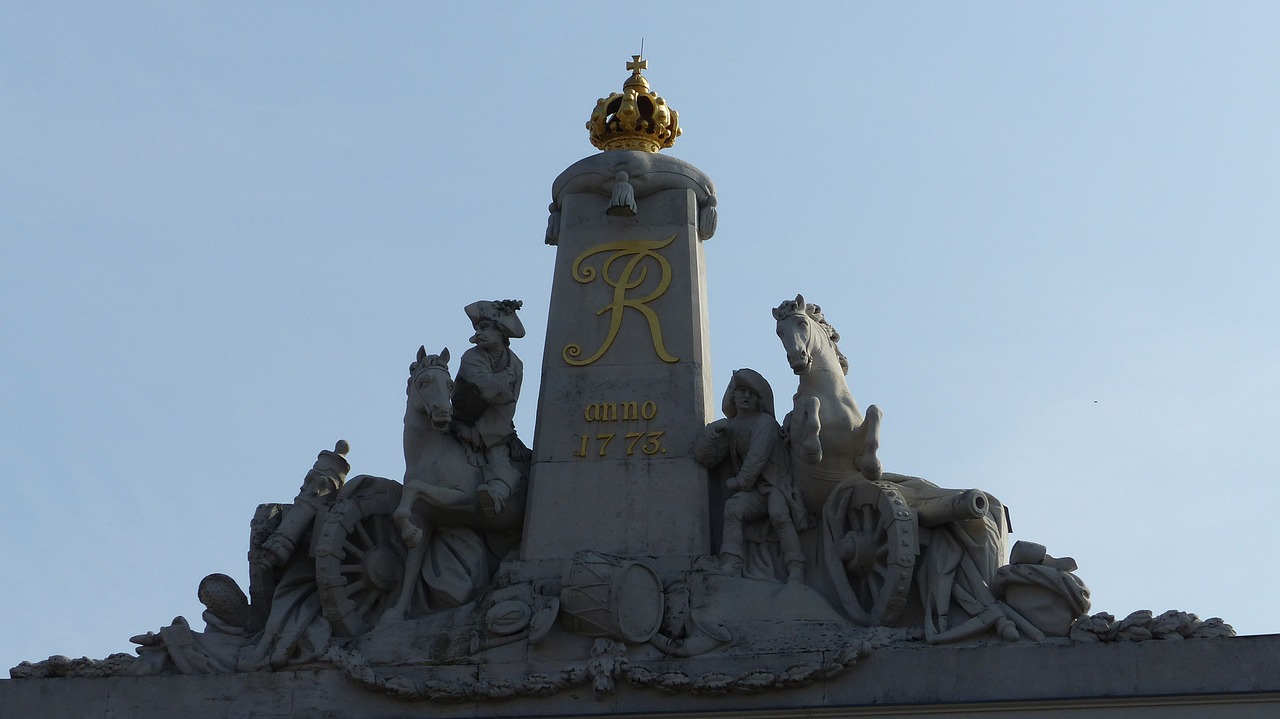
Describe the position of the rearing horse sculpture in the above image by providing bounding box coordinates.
[773,294,883,510]
[774,296,1011,641]
[385,346,522,620]
[393,346,479,548]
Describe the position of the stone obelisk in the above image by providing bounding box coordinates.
[521,57,718,561]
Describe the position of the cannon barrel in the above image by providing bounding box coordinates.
[914,488,989,528]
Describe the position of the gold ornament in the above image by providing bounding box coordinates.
[587,55,681,153]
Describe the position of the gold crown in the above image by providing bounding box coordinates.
[587,55,681,153]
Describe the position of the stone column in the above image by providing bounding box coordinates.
[521,150,717,561]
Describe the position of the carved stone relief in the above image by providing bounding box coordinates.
[11,297,1234,701]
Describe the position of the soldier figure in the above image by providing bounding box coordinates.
[452,299,526,517]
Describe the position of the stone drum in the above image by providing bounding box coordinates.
[559,551,664,643]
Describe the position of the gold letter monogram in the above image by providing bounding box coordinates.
[563,235,679,366]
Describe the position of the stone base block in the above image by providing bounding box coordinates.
[6,634,1280,718]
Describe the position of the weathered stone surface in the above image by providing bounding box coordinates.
[5,635,1279,718]
[523,168,715,561]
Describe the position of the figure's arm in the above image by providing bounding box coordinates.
[260,505,313,567]
[732,416,778,491]
[693,419,729,468]
[258,473,338,567]
[457,351,517,404]
[510,355,523,404]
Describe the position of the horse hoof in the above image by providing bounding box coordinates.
[402,527,422,548]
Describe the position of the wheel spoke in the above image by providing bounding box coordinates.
[354,521,374,549]
[343,578,368,598]
[871,563,888,587]
[875,505,893,532]
[854,581,872,608]
[354,589,380,618]
[343,539,366,559]
[372,515,395,544]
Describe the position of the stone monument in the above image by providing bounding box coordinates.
[6,56,1277,719]
[522,54,716,561]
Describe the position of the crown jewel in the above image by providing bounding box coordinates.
[587,55,681,153]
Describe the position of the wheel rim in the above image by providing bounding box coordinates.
[839,480,917,626]
[315,477,407,637]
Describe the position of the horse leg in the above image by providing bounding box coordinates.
[386,513,433,621]
[393,485,424,548]
[855,404,883,481]
[797,395,823,464]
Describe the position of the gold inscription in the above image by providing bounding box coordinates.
[583,400,659,422]
[641,401,657,420]
[573,401,666,459]
[573,431,666,459]
[562,235,679,366]
[584,403,619,422]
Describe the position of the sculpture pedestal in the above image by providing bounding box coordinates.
[6,634,1279,718]
[522,152,716,561]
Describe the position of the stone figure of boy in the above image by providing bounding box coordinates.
[695,369,809,583]
[452,299,526,517]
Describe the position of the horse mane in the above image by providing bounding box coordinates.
[774,298,850,375]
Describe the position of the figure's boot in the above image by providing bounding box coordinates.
[786,560,805,584]
[479,452,521,519]
[477,480,510,518]
[774,508,806,584]
[716,552,744,577]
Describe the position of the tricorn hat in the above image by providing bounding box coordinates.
[722,368,775,418]
[464,299,526,339]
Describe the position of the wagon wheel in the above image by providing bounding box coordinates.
[833,480,918,626]
[314,475,408,637]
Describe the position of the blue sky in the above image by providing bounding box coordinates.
[3,2,1278,671]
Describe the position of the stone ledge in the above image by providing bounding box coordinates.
[5,635,1278,718]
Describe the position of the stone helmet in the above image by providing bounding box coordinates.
[464,299,526,339]
[311,439,351,483]
[722,368,775,418]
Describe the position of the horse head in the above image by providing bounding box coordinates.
[773,294,847,375]
[407,345,454,431]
